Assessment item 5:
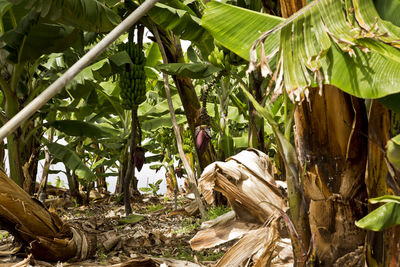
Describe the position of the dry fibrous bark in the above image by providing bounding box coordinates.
[0,168,95,261]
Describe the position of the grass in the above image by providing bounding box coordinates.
[173,217,201,235]
[206,205,232,221]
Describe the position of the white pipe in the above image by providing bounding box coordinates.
[0,0,159,140]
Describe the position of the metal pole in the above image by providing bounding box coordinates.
[0,0,159,140]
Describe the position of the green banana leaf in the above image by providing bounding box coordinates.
[369,195,400,205]
[374,0,400,26]
[8,0,120,32]
[387,134,400,171]
[158,63,221,78]
[0,0,12,17]
[148,2,213,55]
[201,1,283,61]
[145,42,162,68]
[141,114,186,131]
[46,120,112,138]
[356,202,400,231]
[47,142,96,181]
[378,93,400,114]
[1,11,81,63]
[202,1,400,102]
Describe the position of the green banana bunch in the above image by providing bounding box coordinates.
[208,47,231,71]
[119,42,147,110]
[208,47,246,71]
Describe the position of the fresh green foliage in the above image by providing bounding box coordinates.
[47,142,96,181]
[139,179,163,196]
[7,0,121,32]
[173,217,201,235]
[206,205,232,221]
[356,195,400,231]
[45,120,112,138]
[202,0,400,105]
[387,134,400,171]
[158,63,221,78]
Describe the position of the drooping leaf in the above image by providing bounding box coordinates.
[378,93,400,114]
[46,120,111,138]
[387,134,400,171]
[369,195,400,205]
[47,142,96,181]
[356,202,400,231]
[158,63,221,78]
[8,0,121,32]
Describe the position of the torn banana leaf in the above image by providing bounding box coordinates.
[202,0,400,103]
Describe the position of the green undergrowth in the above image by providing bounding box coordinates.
[206,205,231,221]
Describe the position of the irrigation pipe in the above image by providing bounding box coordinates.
[0,0,159,140]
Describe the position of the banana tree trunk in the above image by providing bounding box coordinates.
[294,86,368,265]
[366,101,390,266]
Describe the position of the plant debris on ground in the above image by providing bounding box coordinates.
[0,192,231,266]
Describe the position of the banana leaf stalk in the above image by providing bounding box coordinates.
[152,24,207,219]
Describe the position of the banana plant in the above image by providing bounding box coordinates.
[201,0,400,264]
[0,0,120,190]
[202,0,400,106]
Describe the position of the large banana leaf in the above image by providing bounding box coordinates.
[374,0,400,26]
[202,0,400,101]
[47,142,96,181]
[7,0,120,32]
[148,2,213,56]
[387,134,400,171]
[141,114,186,131]
[201,2,283,61]
[158,63,221,78]
[356,195,400,231]
[0,11,81,63]
[45,120,113,139]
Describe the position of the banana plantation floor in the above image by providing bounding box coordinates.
[0,191,232,266]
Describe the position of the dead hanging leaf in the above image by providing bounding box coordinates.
[198,148,285,224]
[215,227,274,267]
[191,148,294,266]
[190,211,260,251]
